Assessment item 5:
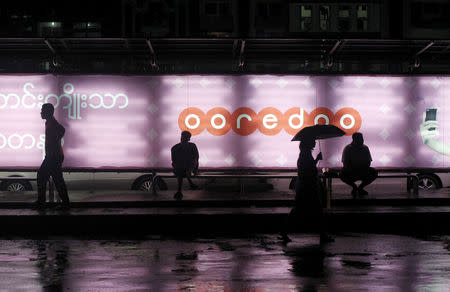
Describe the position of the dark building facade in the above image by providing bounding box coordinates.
[0,0,448,74]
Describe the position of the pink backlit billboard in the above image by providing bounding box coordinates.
[0,75,449,169]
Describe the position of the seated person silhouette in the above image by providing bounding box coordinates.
[340,132,378,198]
[171,131,199,200]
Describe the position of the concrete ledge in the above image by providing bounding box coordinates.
[0,206,450,235]
[1,197,450,209]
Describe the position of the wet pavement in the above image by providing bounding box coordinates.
[0,233,450,291]
[0,183,449,290]
[0,185,449,235]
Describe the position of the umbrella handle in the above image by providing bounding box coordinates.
[317,140,323,167]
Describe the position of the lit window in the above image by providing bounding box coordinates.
[338,5,351,32]
[39,22,62,37]
[357,5,368,31]
[300,5,312,31]
[320,5,330,31]
[43,22,61,28]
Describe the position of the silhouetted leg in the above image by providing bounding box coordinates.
[358,167,378,190]
[186,172,193,186]
[174,175,184,200]
[50,157,69,206]
[173,169,184,200]
[316,181,333,243]
[279,178,303,243]
[306,186,333,244]
[36,158,51,205]
[186,171,198,189]
[319,210,334,244]
[340,171,358,197]
[279,209,293,243]
[176,176,183,192]
[340,172,357,189]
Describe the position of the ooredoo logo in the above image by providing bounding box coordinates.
[178,107,361,136]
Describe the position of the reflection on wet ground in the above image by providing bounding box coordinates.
[0,233,450,291]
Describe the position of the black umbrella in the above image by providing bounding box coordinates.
[291,125,346,141]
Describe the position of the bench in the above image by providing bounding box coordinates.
[151,172,297,195]
[151,170,420,202]
[322,170,419,197]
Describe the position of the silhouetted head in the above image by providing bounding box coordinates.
[352,132,364,146]
[41,103,54,120]
[300,137,316,151]
[181,131,192,143]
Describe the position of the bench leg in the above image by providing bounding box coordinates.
[326,177,332,209]
[151,177,158,195]
[407,176,419,197]
[413,177,419,196]
[407,177,412,194]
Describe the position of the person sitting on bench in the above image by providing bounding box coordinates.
[171,131,199,200]
[340,132,378,198]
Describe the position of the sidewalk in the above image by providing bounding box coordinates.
[0,184,449,207]
[0,187,449,235]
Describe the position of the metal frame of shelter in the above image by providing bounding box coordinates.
[0,38,449,74]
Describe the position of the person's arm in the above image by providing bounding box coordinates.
[420,111,450,156]
[171,146,176,168]
[193,144,199,173]
[314,152,322,165]
[193,144,199,162]
[366,146,373,167]
[342,146,350,167]
[53,123,65,140]
[424,139,450,156]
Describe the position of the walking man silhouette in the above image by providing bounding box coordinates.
[171,131,199,200]
[36,103,70,209]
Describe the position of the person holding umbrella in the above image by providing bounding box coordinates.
[281,125,344,244]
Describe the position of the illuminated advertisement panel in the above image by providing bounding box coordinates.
[0,75,449,169]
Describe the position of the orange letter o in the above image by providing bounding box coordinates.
[206,107,231,136]
[178,107,206,136]
[334,107,362,135]
[309,107,335,126]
